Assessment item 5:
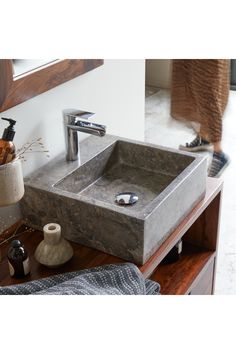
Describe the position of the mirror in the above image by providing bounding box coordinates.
[0,59,103,112]
[12,59,59,77]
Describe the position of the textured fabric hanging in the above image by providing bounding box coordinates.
[171,59,230,143]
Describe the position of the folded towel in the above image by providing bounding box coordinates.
[0,263,160,295]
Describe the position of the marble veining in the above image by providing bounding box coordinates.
[20,134,207,264]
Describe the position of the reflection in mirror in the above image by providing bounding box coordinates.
[12,59,59,78]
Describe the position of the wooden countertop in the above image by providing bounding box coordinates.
[0,177,223,291]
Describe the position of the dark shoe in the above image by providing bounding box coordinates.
[179,136,212,152]
[208,152,230,177]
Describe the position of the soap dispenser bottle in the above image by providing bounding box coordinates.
[0,117,17,165]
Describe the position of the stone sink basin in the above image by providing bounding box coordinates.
[20,135,207,265]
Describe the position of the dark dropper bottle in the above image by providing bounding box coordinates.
[7,240,31,278]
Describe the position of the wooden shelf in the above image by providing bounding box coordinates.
[0,177,223,294]
[150,242,215,295]
[0,226,125,287]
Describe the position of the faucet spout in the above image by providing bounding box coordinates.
[63,109,106,163]
[67,120,106,137]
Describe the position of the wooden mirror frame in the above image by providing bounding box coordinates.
[0,59,104,112]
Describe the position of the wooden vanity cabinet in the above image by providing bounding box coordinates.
[0,178,222,295]
[189,259,215,295]
[147,177,222,294]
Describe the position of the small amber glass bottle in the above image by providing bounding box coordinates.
[7,240,31,278]
[0,118,16,165]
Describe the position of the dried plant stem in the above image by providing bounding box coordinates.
[15,138,50,162]
[16,141,39,158]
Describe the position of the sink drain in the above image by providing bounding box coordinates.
[115,192,138,206]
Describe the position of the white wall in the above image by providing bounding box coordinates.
[0,59,145,232]
[146,59,172,89]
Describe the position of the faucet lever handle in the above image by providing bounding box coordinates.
[64,109,95,120]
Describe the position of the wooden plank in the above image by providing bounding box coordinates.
[150,243,215,295]
[0,59,104,112]
[0,228,124,286]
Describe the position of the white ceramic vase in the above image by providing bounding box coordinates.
[0,159,25,207]
[34,223,74,268]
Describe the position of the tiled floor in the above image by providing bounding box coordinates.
[145,88,236,294]
[145,85,160,98]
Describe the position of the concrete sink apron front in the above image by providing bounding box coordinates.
[20,135,207,265]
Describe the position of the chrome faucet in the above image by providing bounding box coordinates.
[63,109,106,163]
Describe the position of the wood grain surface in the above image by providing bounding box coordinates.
[0,59,104,112]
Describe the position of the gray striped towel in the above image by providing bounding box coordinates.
[0,263,160,295]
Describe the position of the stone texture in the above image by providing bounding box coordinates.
[0,159,24,207]
[34,223,74,268]
[20,134,207,265]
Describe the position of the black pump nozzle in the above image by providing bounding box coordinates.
[1,117,17,141]
[1,117,16,128]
